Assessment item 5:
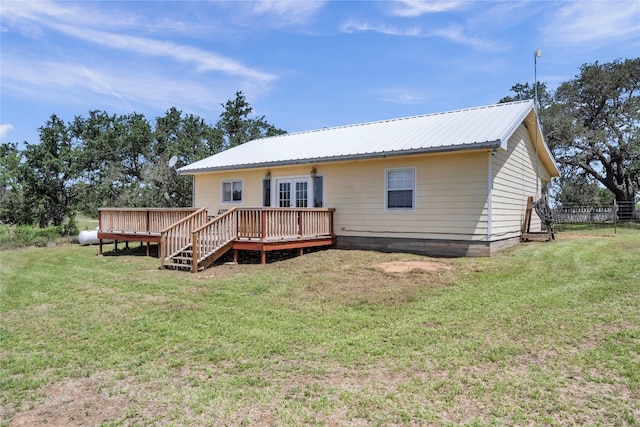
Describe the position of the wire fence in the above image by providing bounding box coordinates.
[552,201,640,235]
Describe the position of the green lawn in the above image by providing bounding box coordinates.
[76,214,99,231]
[1,233,639,426]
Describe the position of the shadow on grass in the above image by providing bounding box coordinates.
[99,242,159,257]
[99,242,325,266]
[211,247,326,266]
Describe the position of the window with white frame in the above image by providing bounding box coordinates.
[222,180,242,203]
[386,168,415,209]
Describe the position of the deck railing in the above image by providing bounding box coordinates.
[236,207,335,240]
[100,207,335,271]
[159,207,209,263]
[99,208,200,234]
[191,208,238,272]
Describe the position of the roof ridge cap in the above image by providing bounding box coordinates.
[260,99,534,141]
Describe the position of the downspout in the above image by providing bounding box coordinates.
[487,150,493,241]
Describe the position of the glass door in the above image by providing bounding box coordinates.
[277,178,310,208]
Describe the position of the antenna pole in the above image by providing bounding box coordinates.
[534,50,541,196]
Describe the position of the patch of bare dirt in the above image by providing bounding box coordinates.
[6,373,127,427]
[375,260,454,274]
[192,250,463,306]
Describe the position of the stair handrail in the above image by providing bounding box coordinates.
[191,208,238,272]
[160,207,209,265]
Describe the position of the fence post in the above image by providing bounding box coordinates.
[614,201,618,234]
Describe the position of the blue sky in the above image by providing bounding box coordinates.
[1,0,639,148]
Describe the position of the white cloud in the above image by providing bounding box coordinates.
[51,23,276,82]
[340,20,421,36]
[250,0,325,26]
[391,0,468,17]
[427,25,505,52]
[374,88,424,105]
[0,124,14,138]
[0,57,249,115]
[340,20,503,51]
[1,0,277,82]
[542,1,640,47]
[1,0,197,36]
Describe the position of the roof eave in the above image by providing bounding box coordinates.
[177,141,501,175]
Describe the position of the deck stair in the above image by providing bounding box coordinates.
[160,208,237,272]
[158,207,335,272]
[163,246,195,271]
[99,206,335,272]
[159,207,210,271]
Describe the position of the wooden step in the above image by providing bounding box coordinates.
[163,262,192,271]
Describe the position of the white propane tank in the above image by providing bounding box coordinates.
[78,227,113,245]
[78,230,99,245]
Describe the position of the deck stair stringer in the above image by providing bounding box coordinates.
[193,240,235,272]
[159,207,210,270]
[189,209,238,272]
[163,246,195,271]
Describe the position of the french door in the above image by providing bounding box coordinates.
[277,178,310,208]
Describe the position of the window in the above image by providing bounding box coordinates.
[222,180,242,203]
[386,168,415,209]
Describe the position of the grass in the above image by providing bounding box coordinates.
[1,232,639,426]
[0,215,98,251]
[554,221,640,235]
[76,214,99,231]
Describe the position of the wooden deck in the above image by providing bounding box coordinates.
[97,208,201,255]
[98,207,336,272]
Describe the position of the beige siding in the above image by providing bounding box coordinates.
[194,168,270,209]
[192,151,490,242]
[490,124,553,240]
[327,152,488,241]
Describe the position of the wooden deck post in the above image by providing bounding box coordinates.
[260,250,266,264]
[329,209,334,241]
[191,230,199,273]
[159,232,166,265]
[98,210,103,256]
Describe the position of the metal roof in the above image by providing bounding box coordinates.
[179,100,550,174]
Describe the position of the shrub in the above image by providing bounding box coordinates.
[0,224,66,249]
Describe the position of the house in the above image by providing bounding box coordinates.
[177,99,559,259]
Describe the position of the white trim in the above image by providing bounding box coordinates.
[273,174,313,208]
[487,152,493,241]
[384,167,416,211]
[220,178,244,204]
